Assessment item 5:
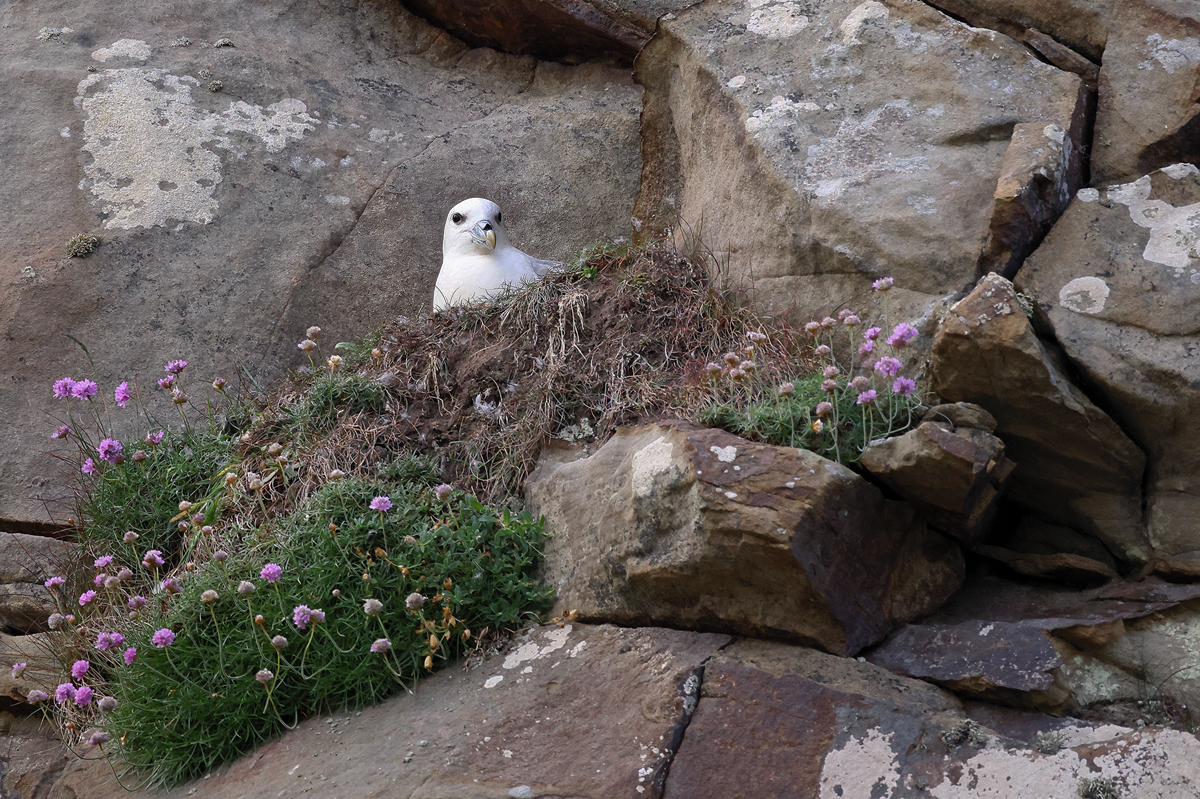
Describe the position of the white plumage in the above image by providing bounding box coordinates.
[432,198,561,311]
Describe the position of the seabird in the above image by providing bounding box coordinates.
[432,198,561,311]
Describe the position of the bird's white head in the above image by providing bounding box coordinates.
[442,198,512,259]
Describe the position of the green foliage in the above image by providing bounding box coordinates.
[1078,777,1121,799]
[96,465,550,787]
[77,429,234,570]
[292,372,385,431]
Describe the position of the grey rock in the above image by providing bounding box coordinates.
[632,0,1087,325]
[1018,166,1200,561]
[526,421,963,656]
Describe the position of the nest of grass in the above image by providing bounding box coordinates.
[238,242,815,512]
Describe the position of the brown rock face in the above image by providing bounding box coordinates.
[1092,0,1200,184]
[526,422,963,656]
[923,0,1109,62]
[861,419,1015,543]
[1018,166,1200,561]
[0,533,77,631]
[931,273,1150,563]
[632,0,1087,325]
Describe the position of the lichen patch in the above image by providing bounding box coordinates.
[1059,277,1110,315]
[91,39,151,62]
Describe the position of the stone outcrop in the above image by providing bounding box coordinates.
[931,273,1151,563]
[1018,165,1200,562]
[861,405,1015,543]
[526,421,963,656]
[1092,0,1200,183]
[632,0,1088,325]
[1,0,642,524]
[0,533,76,632]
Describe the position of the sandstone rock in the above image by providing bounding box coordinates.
[0,633,65,704]
[48,623,729,798]
[861,421,1015,543]
[1092,0,1200,184]
[923,0,1108,62]
[922,402,998,432]
[0,533,76,632]
[0,727,69,799]
[632,0,1088,325]
[1018,166,1200,561]
[1,0,642,525]
[666,638,1200,799]
[931,272,1151,563]
[526,421,963,656]
[1006,516,1121,572]
[399,0,684,64]
[973,545,1120,586]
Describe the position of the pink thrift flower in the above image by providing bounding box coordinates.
[822,365,839,379]
[369,496,392,512]
[52,378,76,399]
[260,563,282,583]
[814,344,831,357]
[892,376,917,397]
[815,402,834,418]
[51,424,70,439]
[96,632,126,651]
[856,389,878,405]
[849,376,870,391]
[114,381,131,408]
[94,555,114,569]
[164,359,188,375]
[820,379,838,394]
[142,550,165,568]
[874,357,902,378]
[44,576,65,589]
[864,327,882,341]
[26,690,48,703]
[71,660,90,680]
[74,685,94,707]
[804,320,822,335]
[123,531,139,543]
[292,605,313,629]
[93,573,107,588]
[55,683,76,703]
[81,458,96,476]
[151,628,175,648]
[11,662,27,679]
[145,431,164,445]
[78,590,96,606]
[127,595,147,610]
[157,375,174,390]
[97,438,123,464]
[370,638,391,653]
[887,323,919,348]
[160,578,181,595]
[434,484,453,500]
[858,341,875,357]
[873,277,894,292]
[123,647,137,665]
[72,380,98,400]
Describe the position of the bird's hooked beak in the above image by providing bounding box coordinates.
[470,221,497,250]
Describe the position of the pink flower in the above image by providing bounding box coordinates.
[370,638,391,653]
[821,379,838,394]
[849,376,870,391]
[874,357,902,378]
[96,632,126,651]
[887,323,919,348]
[74,686,94,707]
[369,496,392,512]
[123,647,137,665]
[26,690,48,703]
[815,402,833,417]
[71,380,98,400]
[151,628,175,648]
[856,390,878,405]
[55,683,76,703]
[157,375,174,390]
[804,320,822,335]
[71,660,90,680]
[93,573,107,587]
[822,365,839,379]
[292,605,323,629]
[52,378,76,399]
[51,424,70,439]
[94,555,114,569]
[128,595,147,610]
[44,576,65,589]
[97,438,123,464]
[892,376,917,397]
[81,458,96,475]
[858,341,875,356]
[78,590,96,606]
[142,550,165,568]
[873,277,893,292]
[145,431,164,445]
[114,381,131,408]
[164,360,188,375]
[863,327,881,341]
[11,662,27,679]
[434,484,453,500]
[261,563,282,583]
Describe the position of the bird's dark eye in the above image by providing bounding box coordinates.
[451,213,464,224]
[496,212,502,223]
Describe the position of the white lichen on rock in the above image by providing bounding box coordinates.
[1059,277,1111,315]
[76,64,316,229]
[1105,168,1200,274]
[91,39,151,62]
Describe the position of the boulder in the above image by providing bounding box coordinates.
[1018,166,1200,562]
[632,0,1089,324]
[0,533,76,632]
[973,544,1120,586]
[1092,0,1200,184]
[0,633,65,705]
[46,623,729,798]
[861,419,1015,543]
[667,638,1200,799]
[923,0,1108,63]
[1,0,642,525]
[525,421,964,656]
[931,272,1151,563]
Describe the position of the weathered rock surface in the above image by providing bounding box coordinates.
[974,544,1120,586]
[861,417,1015,543]
[47,623,730,798]
[1092,0,1200,184]
[667,638,1200,799]
[0,633,66,704]
[1019,166,1200,562]
[0,533,77,632]
[526,421,963,656]
[931,272,1151,563]
[1,0,641,525]
[924,0,1108,63]
[632,0,1088,324]
[871,573,1200,712]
